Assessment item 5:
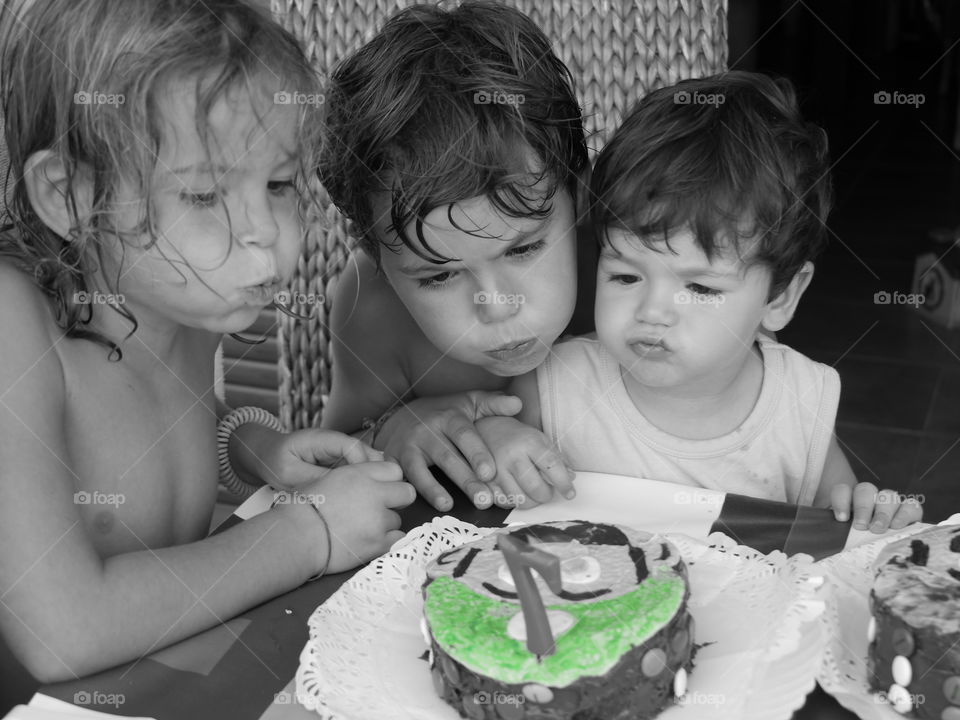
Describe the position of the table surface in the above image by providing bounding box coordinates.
[4,478,869,720]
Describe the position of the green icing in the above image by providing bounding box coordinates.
[424,574,686,687]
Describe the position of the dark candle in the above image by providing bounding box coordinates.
[497,533,564,657]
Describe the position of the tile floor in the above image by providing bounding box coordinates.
[778,123,960,523]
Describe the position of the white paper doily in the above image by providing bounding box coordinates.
[296,518,827,720]
[816,517,960,719]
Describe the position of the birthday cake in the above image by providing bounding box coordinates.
[420,520,694,720]
[868,524,960,717]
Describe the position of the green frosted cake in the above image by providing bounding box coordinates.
[421,520,694,720]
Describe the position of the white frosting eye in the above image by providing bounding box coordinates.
[560,555,601,584]
[499,554,601,586]
[507,609,575,642]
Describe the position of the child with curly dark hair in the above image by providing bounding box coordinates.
[319,1,588,512]
[0,0,413,681]
[508,71,922,532]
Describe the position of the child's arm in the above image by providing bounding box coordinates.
[319,254,524,510]
[813,434,923,531]
[0,289,412,681]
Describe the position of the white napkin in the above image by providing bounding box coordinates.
[506,471,726,539]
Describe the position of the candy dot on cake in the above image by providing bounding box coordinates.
[522,683,553,703]
[893,655,913,687]
[674,667,688,698]
[642,648,667,677]
[421,520,694,719]
[869,525,960,719]
[888,683,913,714]
[944,676,960,704]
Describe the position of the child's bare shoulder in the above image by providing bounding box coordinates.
[0,260,66,396]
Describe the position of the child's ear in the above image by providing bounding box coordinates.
[23,150,90,239]
[761,262,814,333]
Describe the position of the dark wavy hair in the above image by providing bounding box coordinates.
[0,0,323,357]
[319,0,588,264]
[589,71,832,298]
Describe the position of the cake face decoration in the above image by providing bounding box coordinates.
[422,520,694,719]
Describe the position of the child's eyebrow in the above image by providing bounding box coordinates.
[169,153,298,176]
[397,223,548,275]
[601,249,739,278]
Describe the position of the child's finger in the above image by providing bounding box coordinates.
[532,449,576,501]
[340,436,376,465]
[345,459,403,482]
[851,482,879,530]
[306,431,368,466]
[509,459,553,505]
[495,466,537,506]
[443,419,497,483]
[468,391,522,420]
[400,452,453,511]
[470,482,494,510]
[829,484,852,522]
[379,482,416,510]
[384,529,407,547]
[426,434,491,504]
[889,497,923,529]
[869,489,900,532]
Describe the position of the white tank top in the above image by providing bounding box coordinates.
[536,335,840,505]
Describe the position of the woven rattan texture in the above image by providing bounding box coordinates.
[272,0,728,431]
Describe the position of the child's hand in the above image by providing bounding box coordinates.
[376,391,524,511]
[473,416,575,509]
[236,425,383,491]
[266,429,383,491]
[830,482,924,533]
[304,460,416,573]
